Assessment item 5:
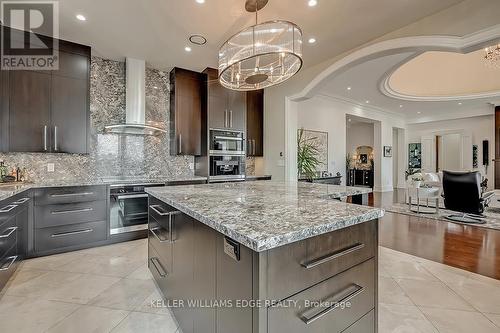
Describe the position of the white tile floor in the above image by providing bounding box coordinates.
[1,240,500,333]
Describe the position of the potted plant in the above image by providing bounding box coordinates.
[297,128,321,181]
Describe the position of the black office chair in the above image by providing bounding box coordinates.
[442,171,494,224]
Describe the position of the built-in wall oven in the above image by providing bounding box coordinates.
[209,129,245,182]
[109,183,165,235]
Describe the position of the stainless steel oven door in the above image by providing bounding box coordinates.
[110,193,149,235]
[210,129,245,155]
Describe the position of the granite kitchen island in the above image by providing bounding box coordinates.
[146,181,384,333]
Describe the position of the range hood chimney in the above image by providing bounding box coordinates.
[104,58,166,136]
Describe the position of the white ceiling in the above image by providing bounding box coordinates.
[54,0,464,71]
[389,49,500,97]
[319,50,500,124]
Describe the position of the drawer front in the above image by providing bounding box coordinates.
[35,201,106,228]
[148,218,172,273]
[35,220,107,252]
[342,310,375,333]
[268,259,375,333]
[267,220,377,300]
[148,242,171,297]
[0,215,17,259]
[34,186,106,205]
[0,245,20,292]
[148,196,179,230]
[0,196,29,227]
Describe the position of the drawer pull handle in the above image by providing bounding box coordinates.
[51,228,93,238]
[0,256,18,271]
[0,227,18,238]
[0,205,17,213]
[51,208,93,215]
[50,192,94,198]
[150,257,168,277]
[301,243,365,269]
[300,284,365,325]
[150,205,169,216]
[150,227,169,243]
[12,198,30,204]
[117,194,148,200]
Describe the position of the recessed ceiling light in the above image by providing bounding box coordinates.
[399,105,403,108]
[196,0,205,3]
[185,46,192,52]
[308,0,318,7]
[347,86,352,91]
[76,14,86,21]
[417,111,422,114]
[458,102,463,105]
[308,38,316,44]
[365,100,370,104]
[348,118,352,122]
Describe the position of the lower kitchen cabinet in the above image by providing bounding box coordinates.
[34,185,108,255]
[0,193,31,292]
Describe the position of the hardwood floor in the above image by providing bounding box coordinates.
[370,190,500,280]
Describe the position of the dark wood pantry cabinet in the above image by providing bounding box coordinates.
[0,27,90,154]
[170,68,205,156]
[203,68,246,131]
[246,89,264,157]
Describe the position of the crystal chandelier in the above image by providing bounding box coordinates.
[484,44,500,68]
[218,0,303,91]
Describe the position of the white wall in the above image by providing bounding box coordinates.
[407,114,495,188]
[346,122,374,155]
[296,95,405,191]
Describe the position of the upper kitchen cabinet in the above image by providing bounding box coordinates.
[246,89,264,157]
[170,67,205,156]
[0,27,90,154]
[204,68,246,131]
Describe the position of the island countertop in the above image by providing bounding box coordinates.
[146,181,384,252]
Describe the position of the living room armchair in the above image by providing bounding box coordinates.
[442,170,495,224]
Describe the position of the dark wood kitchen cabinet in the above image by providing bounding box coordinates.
[0,27,90,154]
[203,68,246,131]
[170,67,205,156]
[246,89,264,156]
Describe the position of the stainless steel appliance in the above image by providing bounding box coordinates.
[109,183,165,235]
[209,129,245,182]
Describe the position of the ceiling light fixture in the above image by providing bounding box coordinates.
[308,37,316,44]
[347,86,352,91]
[189,35,207,45]
[365,100,370,104]
[196,0,205,3]
[218,0,303,91]
[484,44,500,68]
[185,46,192,52]
[76,14,86,21]
[458,102,462,105]
[399,105,403,108]
[417,111,422,114]
[308,0,318,7]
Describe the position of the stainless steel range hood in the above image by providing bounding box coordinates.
[104,58,166,136]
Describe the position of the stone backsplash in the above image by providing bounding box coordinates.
[0,56,194,183]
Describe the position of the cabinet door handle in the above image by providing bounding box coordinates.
[0,256,18,271]
[150,227,169,243]
[178,134,182,154]
[301,243,365,269]
[229,110,233,127]
[300,284,364,325]
[12,198,30,204]
[150,257,168,277]
[224,110,228,128]
[51,228,93,238]
[51,207,93,215]
[0,205,17,213]
[43,125,48,151]
[252,139,256,155]
[0,227,17,238]
[54,126,58,152]
[50,192,94,198]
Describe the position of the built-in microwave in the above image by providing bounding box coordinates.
[209,129,245,156]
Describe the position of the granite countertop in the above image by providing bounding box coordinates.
[146,181,384,252]
[0,176,208,203]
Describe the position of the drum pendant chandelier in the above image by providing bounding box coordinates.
[218,0,303,91]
